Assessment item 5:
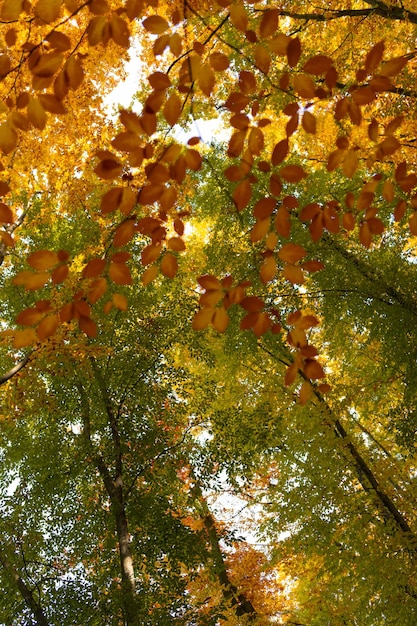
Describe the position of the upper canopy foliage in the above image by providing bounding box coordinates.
[0,0,416,624]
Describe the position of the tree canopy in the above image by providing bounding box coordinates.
[0,0,416,624]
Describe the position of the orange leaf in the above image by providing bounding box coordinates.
[13,270,49,291]
[83,258,106,278]
[253,197,276,219]
[293,73,316,99]
[109,261,132,285]
[0,122,17,154]
[16,307,43,326]
[160,252,178,278]
[141,265,159,285]
[13,328,37,349]
[260,255,276,284]
[284,362,299,386]
[278,243,306,263]
[112,131,141,152]
[283,263,305,284]
[28,250,59,270]
[299,380,313,405]
[303,54,333,74]
[94,159,123,180]
[304,359,325,379]
[192,307,215,330]
[212,307,229,332]
[112,293,128,311]
[210,52,229,71]
[365,41,384,73]
[79,316,97,337]
[113,219,135,247]
[287,37,301,67]
[230,3,248,31]
[233,179,252,211]
[280,165,307,182]
[198,275,222,290]
[302,110,316,134]
[0,203,13,223]
[260,8,279,38]
[88,277,107,303]
[379,56,408,77]
[167,237,185,252]
[36,314,59,340]
[342,150,358,178]
[51,264,69,284]
[163,92,182,126]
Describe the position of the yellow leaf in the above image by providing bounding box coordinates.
[36,314,59,340]
[142,15,169,34]
[65,56,84,90]
[35,0,62,22]
[230,3,248,31]
[32,52,64,77]
[28,250,59,270]
[1,0,23,20]
[45,31,71,51]
[13,328,37,349]
[198,64,215,97]
[27,97,47,130]
[38,94,66,114]
[0,122,17,155]
[110,15,130,47]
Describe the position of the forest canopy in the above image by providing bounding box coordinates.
[0,0,416,624]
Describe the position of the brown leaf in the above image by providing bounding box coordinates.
[280,164,307,182]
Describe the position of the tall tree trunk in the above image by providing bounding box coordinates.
[0,549,50,626]
[190,477,259,622]
[76,370,139,625]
